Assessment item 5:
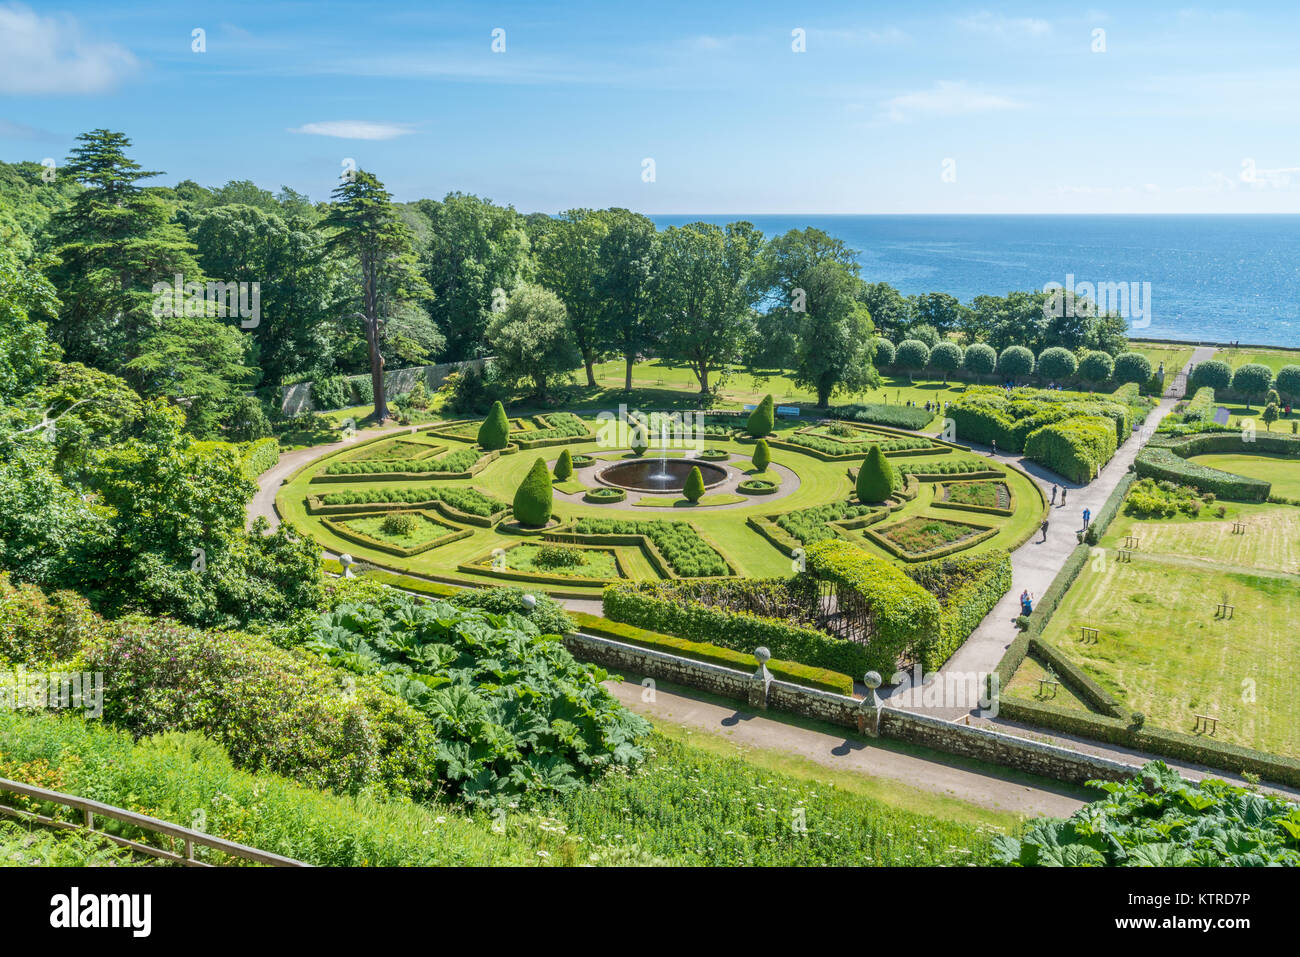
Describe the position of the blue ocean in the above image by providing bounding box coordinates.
[649,215,1300,349]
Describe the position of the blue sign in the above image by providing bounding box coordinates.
[776,406,800,417]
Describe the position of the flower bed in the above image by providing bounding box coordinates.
[737,478,778,495]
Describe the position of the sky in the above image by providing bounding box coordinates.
[2,0,1300,214]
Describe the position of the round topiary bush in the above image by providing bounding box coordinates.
[747,394,775,436]
[737,478,777,495]
[963,342,997,378]
[1078,350,1115,386]
[477,401,511,451]
[856,445,897,503]
[752,438,771,472]
[1275,364,1300,401]
[1036,346,1078,381]
[929,341,963,383]
[1189,359,1233,392]
[1232,363,1274,406]
[512,457,554,526]
[583,486,626,504]
[895,339,931,382]
[380,512,418,537]
[997,345,1035,382]
[553,448,574,481]
[1113,351,1153,385]
[683,466,706,503]
[872,338,896,367]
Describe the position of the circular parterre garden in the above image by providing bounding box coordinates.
[277,408,1048,600]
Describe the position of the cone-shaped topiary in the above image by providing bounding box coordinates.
[747,394,775,437]
[513,457,554,526]
[683,466,706,503]
[553,448,574,480]
[855,445,897,503]
[477,401,510,450]
[752,438,771,473]
[629,428,649,456]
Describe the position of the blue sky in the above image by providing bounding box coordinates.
[2,0,1299,214]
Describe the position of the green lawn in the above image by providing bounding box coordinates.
[1130,342,1195,377]
[1189,453,1300,500]
[1216,346,1300,375]
[1035,501,1300,757]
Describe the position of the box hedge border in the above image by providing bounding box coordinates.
[321,510,473,558]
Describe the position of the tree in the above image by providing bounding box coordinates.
[1274,365,1300,401]
[416,192,531,360]
[1189,359,1233,393]
[1232,363,1273,408]
[1037,346,1078,382]
[477,401,510,450]
[747,394,775,437]
[45,130,204,376]
[683,466,706,503]
[1262,402,1280,431]
[856,446,896,503]
[595,210,659,391]
[1113,352,1153,386]
[655,221,763,397]
[929,342,963,383]
[894,339,930,383]
[534,209,608,387]
[906,322,940,349]
[187,204,338,388]
[857,282,911,340]
[485,284,581,403]
[756,229,876,407]
[910,292,965,335]
[553,448,574,480]
[963,342,997,379]
[998,345,1035,383]
[512,457,553,526]
[1078,350,1115,389]
[0,245,60,402]
[321,170,429,423]
[752,438,771,472]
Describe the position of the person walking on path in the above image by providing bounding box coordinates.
[1082,507,1091,529]
[990,438,997,456]
[1040,519,1050,542]
[1060,487,1068,506]
[1050,484,1058,505]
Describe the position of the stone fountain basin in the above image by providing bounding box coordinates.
[596,458,729,494]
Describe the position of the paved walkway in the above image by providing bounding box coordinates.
[892,346,1218,717]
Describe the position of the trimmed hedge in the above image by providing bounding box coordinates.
[603,580,873,676]
[1134,432,1277,501]
[737,479,778,495]
[903,551,1012,670]
[568,612,854,695]
[1024,415,1117,483]
[513,457,555,526]
[829,402,933,431]
[855,445,897,503]
[747,394,775,436]
[321,511,473,558]
[804,539,941,672]
[240,437,280,479]
[583,487,627,504]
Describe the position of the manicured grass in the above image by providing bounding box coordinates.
[632,493,747,508]
[945,481,1006,508]
[1130,342,1194,378]
[1004,654,1097,713]
[1190,452,1300,500]
[552,479,587,495]
[501,543,619,579]
[878,515,981,555]
[1036,502,1300,758]
[1217,346,1300,375]
[341,512,455,547]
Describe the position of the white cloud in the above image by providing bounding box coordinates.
[882,81,1023,121]
[0,3,137,94]
[287,121,416,140]
[958,12,1052,38]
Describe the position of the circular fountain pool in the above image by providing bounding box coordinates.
[597,458,729,494]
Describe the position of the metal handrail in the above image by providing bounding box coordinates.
[0,776,308,867]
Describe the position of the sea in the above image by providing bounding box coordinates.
[649,214,1300,349]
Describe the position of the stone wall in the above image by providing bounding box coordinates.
[566,630,1142,789]
[279,358,489,415]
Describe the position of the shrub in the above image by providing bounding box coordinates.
[747,394,775,436]
[1036,346,1077,381]
[682,467,706,503]
[963,343,997,377]
[1275,364,1300,400]
[380,513,419,537]
[1077,350,1114,386]
[583,487,626,504]
[512,457,554,526]
[894,339,930,380]
[1231,363,1273,406]
[1189,359,1233,392]
[629,429,648,456]
[855,445,897,503]
[929,341,963,382]
[534,544,585,568]
[1134,445,1271,501]
[477,401,511,450]
[226,395,273,442]
[872,338,895,367]
[830,402,933,430]
[449,585,575,635]
[1113,352,1152,386]
[1123,477,1204,518]
[311,374,350,411]
[404,379,430,410]
[553,448,574,480]
[1024,415,1117,483]
[751,438,771,472]
[568,518,728,576]
[997,346,1034,381]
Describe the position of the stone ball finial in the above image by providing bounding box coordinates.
[754,646,771,663]
[339,553,354,566]
[522,593,537,610]
[863,671,882,690]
